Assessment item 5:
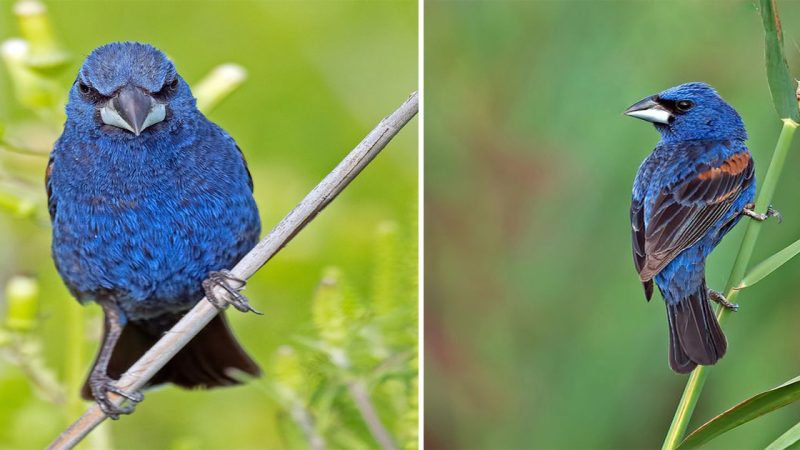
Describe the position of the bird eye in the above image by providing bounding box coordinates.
[154,79,179,99]
[76,82,107,103]
[676,100,694,112]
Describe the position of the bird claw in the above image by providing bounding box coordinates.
[203,269,262,314]
[708,289,738,312]
[89,373,143,420]
[766,205,783,223]
[743,203,782,223]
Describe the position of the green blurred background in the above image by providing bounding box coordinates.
[0,1,417,449]
[425,1,800,448]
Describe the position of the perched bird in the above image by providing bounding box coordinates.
[47,42,261,417]
[625,82,778,373]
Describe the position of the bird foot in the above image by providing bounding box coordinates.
[743,203,782,223]
[203,269,262,314]
[708,289,738,312]
[89,373,144,420]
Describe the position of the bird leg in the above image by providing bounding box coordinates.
[203,269,262,314]
[89,299,144,420]
[708,289,739,312]
[742,203,782,223]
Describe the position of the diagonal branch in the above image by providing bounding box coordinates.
[347,378,398,450]
[47,91,419,450]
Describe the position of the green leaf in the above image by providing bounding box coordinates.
[737,237,800,289]
[765,420,800,450]
[677,376,800,449]
[759,0,799,121]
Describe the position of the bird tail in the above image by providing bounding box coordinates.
[665,279,727,373]
[81,312,260,399]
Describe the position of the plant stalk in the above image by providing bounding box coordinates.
[65,302,84,422]
[661,119,798,450]
[347,379,398,450]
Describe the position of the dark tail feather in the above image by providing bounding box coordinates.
[665,280,727,374]
[153,313,261,389]
[81,313,260,400]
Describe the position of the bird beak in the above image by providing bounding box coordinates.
[624,96,672,124]
[100,84,166,135]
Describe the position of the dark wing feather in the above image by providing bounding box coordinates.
[45,156,56,220]
[630,198,653,299]
[235,144,254,192]
[636,151,753,282]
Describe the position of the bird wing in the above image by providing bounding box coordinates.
[235,143,254,192]
[213,125,253,193]
[630,196,653,298]
[633,150,753,283]
[45,155,56,220]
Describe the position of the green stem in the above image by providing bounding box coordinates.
[725,120,798,290]
[65,302,85,422]
[662,119,798,450]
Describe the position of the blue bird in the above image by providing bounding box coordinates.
[625,82,778,373]
[47,42,261,417]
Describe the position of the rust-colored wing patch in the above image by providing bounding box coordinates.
[697,152,751,180]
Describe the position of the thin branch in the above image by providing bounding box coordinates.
[47,91,418,450]
[347,379,398,450]
[289,401,326,450]
[1,337,66,405]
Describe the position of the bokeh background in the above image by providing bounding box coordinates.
[426,1,800,448]
[0,1,417,449]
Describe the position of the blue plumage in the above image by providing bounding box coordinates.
[626,82,767,373]
[48,42,261,416]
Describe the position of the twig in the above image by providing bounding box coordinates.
[347,379,398,450]
[47,91,418,450]
[1,337,66,405]
[289,401,325,450]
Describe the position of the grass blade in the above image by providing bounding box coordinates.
[737,237,800,289]
[765,421,800,450]
[677,376,800,449]
[759,0,799,121]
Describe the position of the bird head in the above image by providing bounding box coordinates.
[624,82,747,142]
[66,42,195,139]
